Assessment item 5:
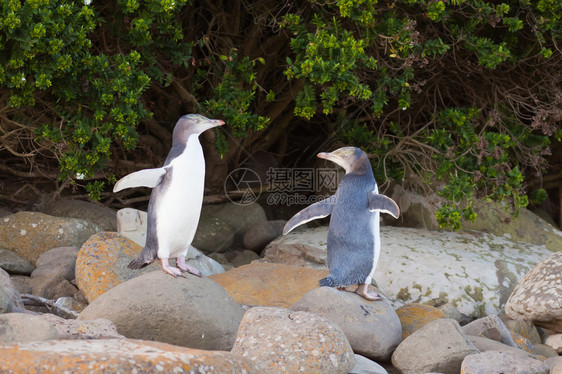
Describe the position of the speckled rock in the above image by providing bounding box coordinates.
[38,314,124,339]
[0,249,34,275]
[460,350,549,374]
[209,262,328,307]
[76,232,222,303]
[349,354,388,374]
[0,338,258,373]
[232,306,355,374]
[193,215,235,253]
[505,252,562,332]
[43,199,117,232]
[291,287,401,361]
[462,314,516,347]
[0,313,60,343]
[396,303,447,340]
[243,220,286,252]
[78,270,245,351]
[500,316,543,344]
[467,335,535,358]
[271,226,552,317]
[0,212,102,265]
[391,318,479,374]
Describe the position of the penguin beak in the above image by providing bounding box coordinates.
[317,151,349,172]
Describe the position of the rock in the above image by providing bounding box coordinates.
[291,287,401,361]
[0,212,102,265]
[500,315,543,344]
[193,215,235,253]
[243,220,286,252]
[31,246,78,281]
[510,331,536,353]
[438,303,470,325]
[54,296,88,315]
[395,303,447,340]
[387,185,439,230]
[462,199,562,252]
[232,306,355,374]
[207,202,267,241]
[461,314,516,347]
[391,318,479,374]
[0,268,23,311]
[530,343,559,358]
[260,243,327,269]
[30,273,83,301]
[505,251,562,332]
[0,338,258,373]
[76,232,222,303]
[8,275,31,295]
[545,357,562,373]
[349,354,388,374]
[460,350,549,374]
[0,249,34,275]
[38,313,124,339]
[0,313,60,343]
[230,250,260,267]
[116,207,147,246]
[78,270,245,351]
[209,262,328,307]
[545,334,562,353]
[0,208,12,218]
[270,226,553,317]
[43,199,117,232]
[467,335,535,358]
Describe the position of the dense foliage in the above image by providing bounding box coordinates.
[0,0,560,228]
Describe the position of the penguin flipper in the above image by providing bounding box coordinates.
[283,196,336,235]
[368,192,400,218]
[113,167,167,192]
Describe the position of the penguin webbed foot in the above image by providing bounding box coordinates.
[160,258,187,277]
[354,284,381,301]
[176,255,202,277]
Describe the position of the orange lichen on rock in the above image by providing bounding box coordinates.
[396,302,447,340]
[209,262,329,307]
[0,338,257,373]
[75,232,158,303]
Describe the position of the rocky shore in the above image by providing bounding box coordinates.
[0,199,560,373]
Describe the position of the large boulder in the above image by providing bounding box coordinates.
[232,306,355,374]
[43,199,117,232]
[205,202,267,241]
[291,287,401,361]
[505,252,562,332]
[395,303,447,340]
[0,313,60,343]
[76,231,223,302]
[462,199,562,252]
[0,212,102,265]
[391,318,479,373]
[0,338,258,373]
[269,226,553,317]
[192,215,235,253]
[209,262,328,307]
[0,249,34,275]
[78,270,245,351]
[460,350,549,374]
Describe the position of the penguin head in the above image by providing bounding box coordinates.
[172,114,225,144]
[317,146,369,174]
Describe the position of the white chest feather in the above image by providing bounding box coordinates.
[156,137,205,257]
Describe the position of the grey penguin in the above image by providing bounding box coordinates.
[283,146,400,300]
[113,114,224,277]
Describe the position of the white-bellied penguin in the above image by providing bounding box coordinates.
[283,146,400,300]
[113,114,224,277]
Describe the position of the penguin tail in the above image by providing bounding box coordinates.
[319,276,337,288]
